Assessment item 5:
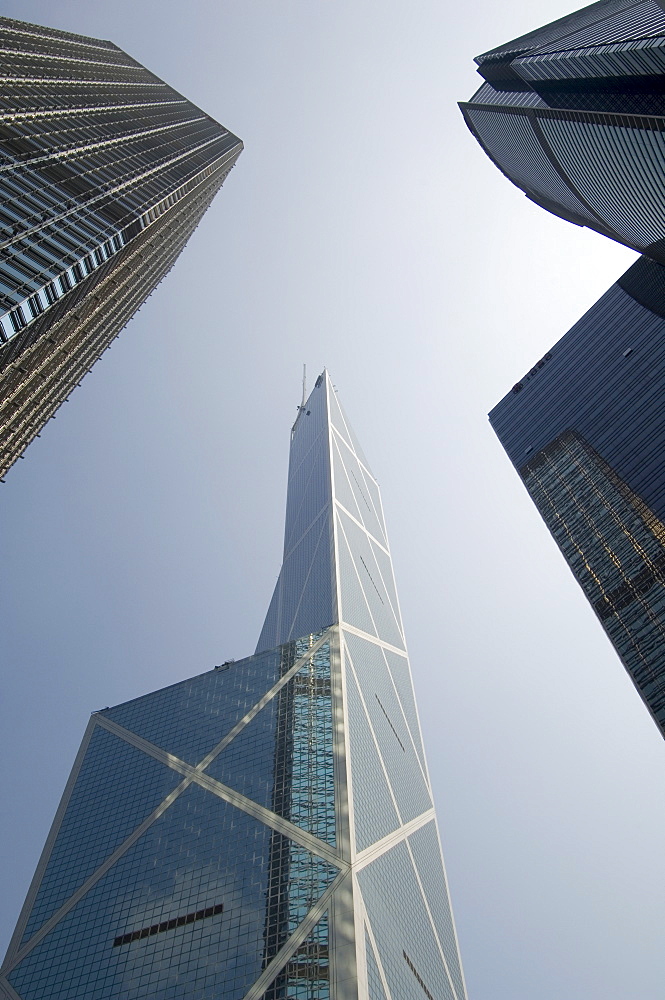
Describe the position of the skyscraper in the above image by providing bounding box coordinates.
[490,254,665,736]
[0,16,242,479]
[460,1,665,737]
[0,372,468,1000]
[459,0,665,262]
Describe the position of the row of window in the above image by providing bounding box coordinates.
[1,178,224,474]
[0,38,132,68]
[0,19,120,55]
[0,230,126,341]
[0,82,168,119]
[0,46,150,81]
[0,129,234,308]
[113,904,224,947]
[2,94,184,121]
[1,103,194,151]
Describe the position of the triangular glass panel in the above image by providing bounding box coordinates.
[336,512,378,638]
[365,928,389,1000]
[356,465,387,543]
[102,646,284,764]
[409,820,466,1000]
[338,509,404,650]
[369,536,403,635]
[344,661,400,852]
[9,785,338,1000]
[335,437,386,547]
[284,426,331,556]
[384,650,427,774]
[357,841,458,1000]
[331,432,363,523]
[328,383,373,475]
[205,638,336,845]
[337,392,374,476]
[260,912,331,1000]
[274,508,334,645]
[344,632,432,826]
[327,385,355,453]
[20,725,181,944]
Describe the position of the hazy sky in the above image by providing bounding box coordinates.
[2,2,665,998]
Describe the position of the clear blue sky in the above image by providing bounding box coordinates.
[2,2,664,998]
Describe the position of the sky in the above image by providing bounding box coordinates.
[2,2,665,998]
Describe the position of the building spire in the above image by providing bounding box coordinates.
[257,371,402,654]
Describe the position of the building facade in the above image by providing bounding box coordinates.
[0,16,242,478]
[0,372,467,1000]
[490,255,665,736]
[459,0,665,261]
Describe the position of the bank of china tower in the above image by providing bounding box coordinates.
[1,372,467,1000]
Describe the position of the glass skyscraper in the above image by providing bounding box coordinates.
[0,16,242,479]
[490,255,665,736]
[460,0,665,738]
[459,0,665,262]
[0,372,467,1000]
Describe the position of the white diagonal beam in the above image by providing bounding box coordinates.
[5,630,340,973]
[354,809,435,872]
[97,714,345,870]
[242,869,350,1000]
[3,718,97,964]
[2,772,191,975]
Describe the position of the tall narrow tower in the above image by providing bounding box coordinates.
[1,373,467,1000]
[0,16,242,478]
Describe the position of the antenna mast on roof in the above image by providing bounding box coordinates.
[291,364,308,438]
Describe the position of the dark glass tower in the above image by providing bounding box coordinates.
[0,16,242,479]
[490,255,665,737]
[459,0,665,261]
[0,373,468,1000]
[461,1,665,738]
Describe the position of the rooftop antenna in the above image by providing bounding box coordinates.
[291,364,308,438]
